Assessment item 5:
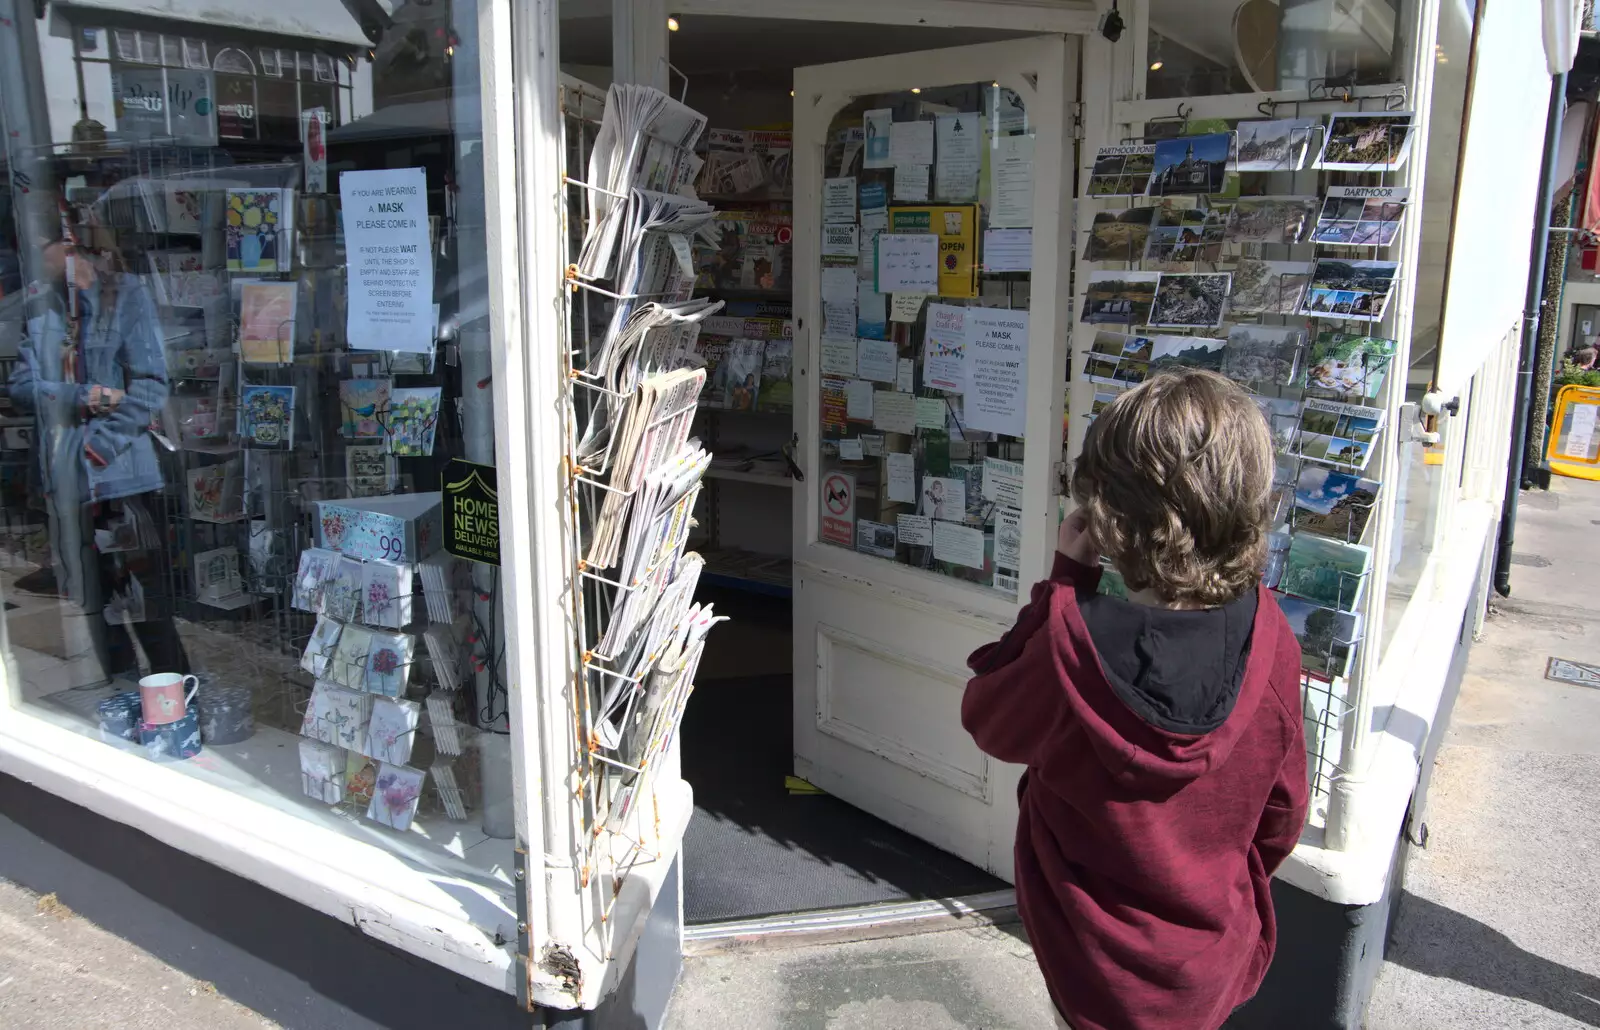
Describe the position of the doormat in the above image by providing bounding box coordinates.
[1545,657,1600,688]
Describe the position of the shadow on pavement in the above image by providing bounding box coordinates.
[1388,891,1600,1027]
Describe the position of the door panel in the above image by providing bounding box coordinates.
[791,36,1076,879]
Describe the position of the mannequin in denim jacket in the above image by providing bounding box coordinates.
[10,240,188,678]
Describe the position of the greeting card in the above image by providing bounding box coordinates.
[365,698,421,766]
[365,631,415,698]
[360,560,413,629]
[225,188,293,273]
[367,763,426,831]
[238,281,297,364]
[331,624,374,690]
[292,548,340,612]
[299,739,346,803]
[345,444,394,498]
[386,387,442,457]
[300,615,344,679]
[345,751,379,804]
[339,378,392,440]
[320,556,366,622]
[240,385,295,447]
[187,458,243,522]
[301,680,371,751]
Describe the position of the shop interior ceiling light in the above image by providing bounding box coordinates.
[667,14,680,31]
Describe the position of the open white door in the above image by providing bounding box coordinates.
[791,36,1076,879]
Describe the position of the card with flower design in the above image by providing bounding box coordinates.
[300,614,343,677]
[291,547,340,612]
[339,378,392,439]
[365,697,421,766]
[320,556,366,622]
[367,763,426,831]
[364,631,414,697]
[301,680,371,751]
[241,384,295,447]
[331,624,374,690]
[225,188,292,273]
[360,560,413,629]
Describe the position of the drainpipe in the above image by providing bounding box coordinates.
[1495,71,1567,596]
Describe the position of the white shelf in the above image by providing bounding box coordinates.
[704,467,792,488]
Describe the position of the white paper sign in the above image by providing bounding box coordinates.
[965,308,1030,437]
[824,301,857,340]
[864,109,894,169]
[857,519,898,558]
[857,338,898,383]
[915,396,947,429]
[839,438,864,461]
[990,134,1036,229]
[821,338,858,376]
[862,433,885,457]
[873,391,916,434]
[994,506,1023,574]
[823,224,859,258]
[983,458,1026,509]
[824,176,857,223]
[857,282,888,338]
[897,513,934,546]
[983,228,1033,272]
[886,451,917,503]
[890,293,926,323]
[921,476,967,521]
[342,168,436,353]
[935,112,981,201]
[893,164,930,202]
[890,120,935,166]
[876,234,940,294]
[896,358,915,393]
[1565,403,1598,458]
[922,303,968,392]
[846,379,875,420]
[933,520,986,569]
[822,266,858,305]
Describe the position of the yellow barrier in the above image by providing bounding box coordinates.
[1547,384,1600,481]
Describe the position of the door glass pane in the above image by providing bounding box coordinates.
[816,83,1032,598]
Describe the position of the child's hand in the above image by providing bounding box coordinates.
[1057,510,1100,567]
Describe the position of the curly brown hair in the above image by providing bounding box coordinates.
[1072,368,1275,606]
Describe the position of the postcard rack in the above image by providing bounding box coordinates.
[558,79,725,948]
[1077,88,1417,813]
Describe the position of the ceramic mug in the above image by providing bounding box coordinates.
[138,673,199,726]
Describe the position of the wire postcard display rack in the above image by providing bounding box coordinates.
[558,79,729,945]
[1075,86,1414,818]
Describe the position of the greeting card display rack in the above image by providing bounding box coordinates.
[558,79,724,948]
[1076,86,1413,809]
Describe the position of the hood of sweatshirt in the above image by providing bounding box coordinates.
[1062,584,1269,789]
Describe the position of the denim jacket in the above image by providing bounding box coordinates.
[10,274,170,503]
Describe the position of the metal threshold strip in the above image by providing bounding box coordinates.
[684,889,1018,944]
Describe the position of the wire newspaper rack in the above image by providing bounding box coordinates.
[558,79,726,949]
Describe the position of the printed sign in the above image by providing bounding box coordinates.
[821,471,856,546]
[341,167,436,354]
[444,459,500,566]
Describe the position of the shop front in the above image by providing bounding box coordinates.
[0,0,1569,1027]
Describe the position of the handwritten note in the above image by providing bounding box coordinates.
[845,379,874,421]
[897,513,933,546]
[857,338,898,383]
[886,451,916,503]
[821,338,858,376]
[890,293,927,323]
[893,164,930,202]
[823,265,857,305]
[873,391,916,434]
[839,438,864,461]
[876,234,939,294]
[889,120,934,166]
[824,301,856,341]
[896,358,915,393]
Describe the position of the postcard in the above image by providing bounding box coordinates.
[856,519,898,559]
[1144,207,1227,267]
[1292,465,1381,542]
[1296,398,1386,472]
[387,387,442,457]
[365,631,415,697]
[1234,118,1320,172]
[1280,533,1371,612]
[237,282,297,364]
[360,560,413,630]
[187,458,243,522]
[1297,332,1397,400]
[300,614,343,677]
[240,385,294,448]
[921,476,967,522]
[1224,196,1318,245]
[1222,325,1305,386]
[340,378,392,439]
[1082,271,1160,324]
[1148,133,1232,196]
[1090,389,1124,417]
[1149,333,1227,373]
[1086,145,1157,197]
[292,548,340,613]
[346,443,395,498]
[225,188,289,273]
[1300,259,1400,322]
[1311,186,1410,247]
[1228,258,1313,316]
[1277,594,1362,677]
[1254,396,1303,451]
[1314,112,1416,172]
[1085,331,1154,384]
[1148,273,1231,328]
[1082,207,1157,262]
[365,697,422,766]
[367,763,426,831]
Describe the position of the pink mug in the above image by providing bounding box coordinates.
[139,673,199,725]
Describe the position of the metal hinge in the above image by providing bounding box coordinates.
[1070,102,1085,140]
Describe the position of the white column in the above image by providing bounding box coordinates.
[613,0,669,90]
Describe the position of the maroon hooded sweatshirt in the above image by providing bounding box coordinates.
[963,553,1309,1030]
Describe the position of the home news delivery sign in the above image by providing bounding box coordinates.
[444,459,500,565]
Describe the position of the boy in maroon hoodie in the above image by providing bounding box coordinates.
[962,369,1309,1030]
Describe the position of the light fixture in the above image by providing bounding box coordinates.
[992,81,1000,88]
[1149,60,1163,71]
[666,14,680,31]
[789,89,795,97]
[911,87,922,94]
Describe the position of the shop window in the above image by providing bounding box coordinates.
[1146,0,1405,99]
[0,0,512,886]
